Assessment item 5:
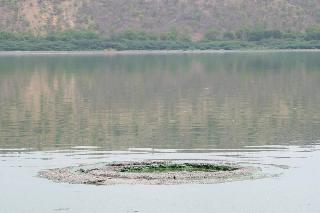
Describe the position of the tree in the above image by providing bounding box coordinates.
[305,27,320,40]
[223,32,235,40]
[204,29,220,41]
[0,31,15,40]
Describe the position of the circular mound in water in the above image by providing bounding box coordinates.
[39,160,258,185]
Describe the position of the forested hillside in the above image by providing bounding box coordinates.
[1,0,320,39]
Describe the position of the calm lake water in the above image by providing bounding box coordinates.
[0,51,320,213]
[1,52,320,150]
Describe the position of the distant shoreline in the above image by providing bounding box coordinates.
[1,49,320,56]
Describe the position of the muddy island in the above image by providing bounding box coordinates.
[39,161,259,185]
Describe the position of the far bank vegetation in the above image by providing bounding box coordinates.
[2,27,320,51]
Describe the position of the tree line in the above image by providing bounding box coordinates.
[1,27,320,50]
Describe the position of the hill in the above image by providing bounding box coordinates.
[1,0,320,40]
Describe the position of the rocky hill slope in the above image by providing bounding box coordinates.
[1,0,320,39]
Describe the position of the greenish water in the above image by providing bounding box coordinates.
[0,52,320,150]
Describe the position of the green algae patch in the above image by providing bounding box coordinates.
[119,163,237,173]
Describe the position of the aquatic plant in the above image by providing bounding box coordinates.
[119,162,238,173]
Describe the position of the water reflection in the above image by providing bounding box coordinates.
[0,52,320,150]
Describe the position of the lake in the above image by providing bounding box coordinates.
[0,51,319,213]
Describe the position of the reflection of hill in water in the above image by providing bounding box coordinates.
[0,52,320,150]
